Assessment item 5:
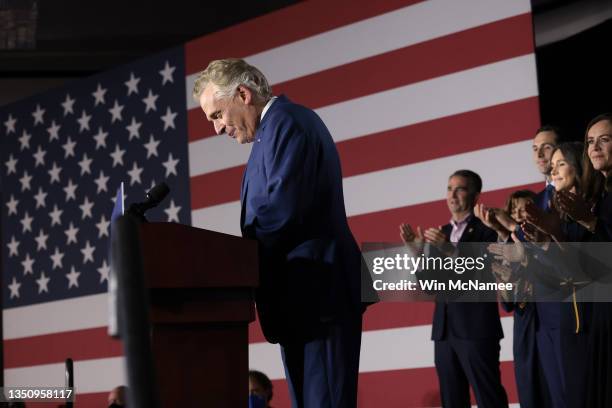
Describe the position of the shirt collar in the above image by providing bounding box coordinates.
[450,213,472,228]
[260,96,278,121]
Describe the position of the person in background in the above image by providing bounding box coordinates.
[401,170,508,408]
[108,385,127,408]
[249,370,274,408]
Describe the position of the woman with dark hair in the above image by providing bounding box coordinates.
[536,114,612,407]
[521,141,592,408]
[564,113,612,408]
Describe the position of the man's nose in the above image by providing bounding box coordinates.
[537,147,545,157]
[214,120,225,135]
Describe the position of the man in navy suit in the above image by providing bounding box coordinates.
[193,59,366,408]
[401,170,508,407]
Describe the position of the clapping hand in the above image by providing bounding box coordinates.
[487,239,526,264]
[424,226,455,256]
[554,190,597,231]
[474,204,510,240]
[399,223,424,255]
[524,201,564,241]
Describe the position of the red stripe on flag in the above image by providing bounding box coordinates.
[3,327,122,368]
[337,97,540,178]
[26,392,107,408]
[249,303,437,344]
[184,0,423,74]
[187,13,535,142]
[348,183,543,243]
[189,99,540,210]
[269,362,519,407]
[190,165,244,210]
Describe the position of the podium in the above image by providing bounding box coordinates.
[135,222,258,407]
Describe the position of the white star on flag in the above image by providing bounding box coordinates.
[4,114,17,134]
[110,144,126,167]
[77,110,92,132]
[48,205,63,226]
[164,199,181,222]
[48,162,62,184]
[160,106,177,130]
[125,72,141,96]
[96,215,110,238]
[142,89,159,113]
[6,195,19,215]
[62,136,77,158]
[143,135,160,158]
[79,196,95,219]
[33,187,47,209]
[93,127,109,149]
[32,104,45,125]
[159,61,175,85]
[64,222,79,245]
[80,241,96,264]
[109,100,124,123]
[7,236,20,257]
[66,266,81,289]
[34,229,49,251]
[162,152,179,177]
[20,211,33,233]
[92,83,107,106]
[36,272,50,294]
[78,153,93,175]
[50,247,65,269]
[126,117,142,140]
[33,145,47,167]
[61,94,75,116]
[21,253,35,275]
[63,179,78,202]
[127,162,144,185]
[5,154,18,174]
[97,260,110,283]
[19,130,31,150]
[19,171,32,191]
[8,277,21,299]
[47,120,61,141]
[94,170,109,193]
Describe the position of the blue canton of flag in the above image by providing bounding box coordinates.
[1,46,191,309]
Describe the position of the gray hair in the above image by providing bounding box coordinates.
[192,58,272,103]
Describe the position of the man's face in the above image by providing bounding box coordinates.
[199,83,259,144]
[532,131,557,175]
[446,176,474,215]
[587,120,612,173]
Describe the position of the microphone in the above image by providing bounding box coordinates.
[127,182,170,221]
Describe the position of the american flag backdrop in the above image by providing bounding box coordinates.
[1,0,544,406]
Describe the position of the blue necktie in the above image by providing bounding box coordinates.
[540,183,555,211]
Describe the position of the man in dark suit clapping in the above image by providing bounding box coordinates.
[400,170,508,408]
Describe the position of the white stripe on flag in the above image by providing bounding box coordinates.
[4,356,125,394]
[3,293,108,340]
[190,140,541,234]
[249,317,514,380]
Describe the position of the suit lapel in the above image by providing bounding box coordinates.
[459,216,478,242]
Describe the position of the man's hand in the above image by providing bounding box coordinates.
[487,240,526,264]
[399,223,424,255]
[424,226,455,256]
[474,203,510,240]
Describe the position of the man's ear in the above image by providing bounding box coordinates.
[237,85,253,105]
[472,193,480,207]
